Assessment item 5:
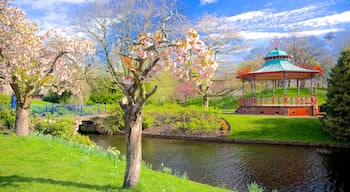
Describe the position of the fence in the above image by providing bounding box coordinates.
[1,104,107,117]
[241,96,317,106]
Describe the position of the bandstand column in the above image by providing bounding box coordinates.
[242,79,245,97]
[310,74,313,95]
[253,75,256,97]
[283,72,287,95]
[297,79,300,96]
[284,72,287,105]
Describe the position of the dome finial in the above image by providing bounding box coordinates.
[273,36,279,48]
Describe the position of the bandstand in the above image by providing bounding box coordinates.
[236,47,320,116]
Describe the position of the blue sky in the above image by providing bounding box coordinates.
[13,0,350,41]
[12,0,350,58]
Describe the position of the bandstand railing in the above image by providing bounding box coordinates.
[241,96,317,106]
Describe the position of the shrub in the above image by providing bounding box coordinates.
[248,182,265,192]
[88,93,123,104]
[0,94,11,104]
[91,104,124,134]
[0,109,15,131]
[35,118,73,136]
[34,117,93,146]
[144,103,222,133]
[43,91,71,104]
[142,113,155,129]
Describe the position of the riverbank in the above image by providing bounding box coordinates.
[0,133,232,192]
[142,114,350,148]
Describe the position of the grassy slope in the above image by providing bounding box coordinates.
[221,114,345,143]
[0,133,232,192]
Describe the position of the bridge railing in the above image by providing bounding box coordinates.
[0,104,108,117]
[31,104,107,117]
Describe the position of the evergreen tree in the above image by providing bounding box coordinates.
[322,47,350,141]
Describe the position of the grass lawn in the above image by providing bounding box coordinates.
[221,114,346,144]
[0,133,232,192]
[31,100,52,105]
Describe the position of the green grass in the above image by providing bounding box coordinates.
[221,114,346,144]
[31,100,53,105]
[184,96,240,110]
[0,133,232,192]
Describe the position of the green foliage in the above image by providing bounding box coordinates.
[142,113,155,129]
[322,47,350,141]
[0,109,15,131]
[248,182,265,192]
[184,96,241,111]
[92,104,124,134]
[146,71,179,104]
[35,118,73,135]
[247,182,278,192]
[0,93,11,104]
[43,90,71,104]
[34,117,93,146]
[145,103,222,133]
[159,163,189,179]
[88,93,123,104]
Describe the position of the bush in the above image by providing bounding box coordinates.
[142,113,155,129]
[144,103,222,133]
[91,104,124,134]
[43,91,71,104]
[34,117,93,146]
[88,93,123,104]
[248,182,265,192]
[0,109,15,131]
[0,94,11,104]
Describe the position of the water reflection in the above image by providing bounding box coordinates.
[89,134,350,191]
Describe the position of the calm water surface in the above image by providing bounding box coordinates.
[88,134,350,192]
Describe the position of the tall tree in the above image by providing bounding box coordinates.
[74,0,216,188]
[0,1,94,136]
[285,28,327,65]
[121,26,216,189]
[322,47,350,141]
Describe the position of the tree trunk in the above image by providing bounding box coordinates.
[123,109,143,188]
[203,95,209,110]
[14,104,30,136]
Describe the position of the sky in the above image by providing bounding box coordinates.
[11,0,350,62]
[12,0,350,40]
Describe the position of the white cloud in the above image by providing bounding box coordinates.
[226,11,265,22]
[200,0,218,5]
[13,0,92,34]
[301,28,343,36]
[219,3,350,40]
[295,11,350,28]
[241,28,342,40]
[241,31,289,40]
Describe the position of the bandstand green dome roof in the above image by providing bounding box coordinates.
[265,48,289,57]
[237,48,319,80]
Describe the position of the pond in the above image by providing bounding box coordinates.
[88,134,350,192]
